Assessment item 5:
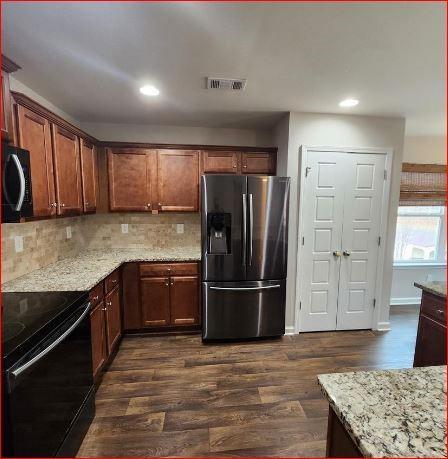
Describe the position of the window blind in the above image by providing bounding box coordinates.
[400,163,446,206]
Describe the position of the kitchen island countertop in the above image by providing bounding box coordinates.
[414,280,447,298]
[318,365,447,458]
[2,248,201,292]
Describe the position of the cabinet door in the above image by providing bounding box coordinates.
[16,105,56,216]
[157,150,199,212]
[1,69,12,141]
[242,152,275,175]
[122,263,141,330]
[105,285,122,355]
[80,138,97,213]
[140,277,170,327]
[170,276,199,326]
[90,301,107,378]
[108,149,154,211]
[51,124,82,215]
[202,151,239,174]
[413,314,447,367]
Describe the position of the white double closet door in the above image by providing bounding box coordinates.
[299,150,386,332]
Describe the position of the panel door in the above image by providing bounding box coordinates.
[202,151,239,174]
[108,149,154,212]
[51,124,82,215]
[246,176,290,281]
[105,286,122,355]
[16,105,56,217]
[242,152,275,175]
[157,150,199,212]
[336,153,386,330]
[170,276,199,326]
[140,277,171,327]
[79,139,97,213]
[90,301,107,378]
[298,152,346,332]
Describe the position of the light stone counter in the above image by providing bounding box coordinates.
[414,280,447,298]
[2,248,201,292]
[318,366,447,458]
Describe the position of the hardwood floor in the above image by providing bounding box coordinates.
[78,305,419,457]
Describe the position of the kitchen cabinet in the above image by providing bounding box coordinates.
[80,138,97,213]
[202,150,239,174]
[241,152,275,175]
[326,406,362,457]
[122,263,141,330]
[51,124,82,215]
[108,148,156,212]
[1,56,20,142]
[139,262,200,329]
[413,291,447,367]
[90,300,107,379]
[105,285,122,355]
[157,150,199,212]
[15,104,56,217]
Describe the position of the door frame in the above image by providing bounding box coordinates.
[295,145,393,333]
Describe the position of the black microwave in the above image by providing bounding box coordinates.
[2,144,33,222]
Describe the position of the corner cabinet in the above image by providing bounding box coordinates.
[202,150,276,175]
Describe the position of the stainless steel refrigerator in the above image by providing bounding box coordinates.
[201,175,290,340]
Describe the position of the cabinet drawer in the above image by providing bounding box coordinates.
[89,282,104,306]
[421,292,446,324]
[140,262,198,277]
[105,270,120,293]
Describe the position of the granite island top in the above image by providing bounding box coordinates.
[414,280,447,298]
[318,366,447,458]
[2,248,201,292]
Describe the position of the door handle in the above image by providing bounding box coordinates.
[332,251,341,257]
[3,154,26,211]
[242,193,247,267]
[210,285,280,291]
[248,193,253,267]
[343,251,351,257]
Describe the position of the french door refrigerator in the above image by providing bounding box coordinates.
[201,175,290,340]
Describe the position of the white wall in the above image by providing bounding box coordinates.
[282,112,406,332]
[403,135,446,164]
[274,114,290,176]
[80,122,274,147]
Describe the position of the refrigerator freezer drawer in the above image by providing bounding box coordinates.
[202,280,286,340]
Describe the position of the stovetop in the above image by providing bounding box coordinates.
[2,290,88,365]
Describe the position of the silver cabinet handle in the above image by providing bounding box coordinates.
[92,295,99,301]
[248,193,253,267]
[210,285,280,291]
[242,193,247,267]
[10,302,91,380]
[343,251,351,257]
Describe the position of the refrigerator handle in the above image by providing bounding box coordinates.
[248,193,253,266]
[242,194,247,266]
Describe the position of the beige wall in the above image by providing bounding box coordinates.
[403,135,446,164]
[279,112,406,331]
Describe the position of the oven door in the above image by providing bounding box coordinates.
[4,302,93,457]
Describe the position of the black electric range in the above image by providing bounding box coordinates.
[2,291,95,457]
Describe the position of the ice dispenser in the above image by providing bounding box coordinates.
[207,213,231,254]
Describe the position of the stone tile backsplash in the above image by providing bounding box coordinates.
[2,213,201,284]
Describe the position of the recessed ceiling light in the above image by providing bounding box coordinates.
[139,85,160,96]
[339,98,359,108]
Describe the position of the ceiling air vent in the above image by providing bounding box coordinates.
[206,77,247,91]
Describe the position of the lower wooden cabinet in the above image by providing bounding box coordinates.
[141,277,171,327]
[170,276,199,325]
[90,301,107,379]
[105,285,122,354]
[414,291,447,367]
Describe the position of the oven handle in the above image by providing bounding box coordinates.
[209,285,280,291]
[10,302,91,380]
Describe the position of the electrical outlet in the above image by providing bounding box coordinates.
[66,226,72,239]
[121,224,129,234]
[14,236,24,253]
[176,224,184,234]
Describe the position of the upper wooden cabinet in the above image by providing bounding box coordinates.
[157,149,199,212]
[51,124,82,215]
[1,56,20,142]
[15,105,56,217]
[80,139,97,213]
[241,152,275,175]
[108,148,156,212]
[202,150,239,174]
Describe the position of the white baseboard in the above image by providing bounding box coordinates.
[390,297,421,306]
[285,326,295,335]
[376,321,391,331]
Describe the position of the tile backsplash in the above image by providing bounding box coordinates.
[2,213,201,284]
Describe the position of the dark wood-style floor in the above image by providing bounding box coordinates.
[78,305,419,457]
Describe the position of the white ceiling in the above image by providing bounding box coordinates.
[2,2,446,134]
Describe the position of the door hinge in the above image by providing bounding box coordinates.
[378,236,381,246]
[299,301,302,310]
[373,298,376,308]
[302,237,305,246]
[384,169,387,180]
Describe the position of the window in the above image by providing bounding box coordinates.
[394,206,446,264]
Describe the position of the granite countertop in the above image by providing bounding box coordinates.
[2,248,201,292]
[414,280,446,298]
[318,366,447,458]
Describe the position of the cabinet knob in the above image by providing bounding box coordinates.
[147,203,151,208]
[61,203,66,207]
[243,165,247,168]
[437,309,444,315]
[112,279,117,283]
[107,301,112,306]
[233,165,237,168]
[102,308,107,311]
[165,282,169,287]
[170,281,174,285]
[93,295,99,301]
[85,202,89,206]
